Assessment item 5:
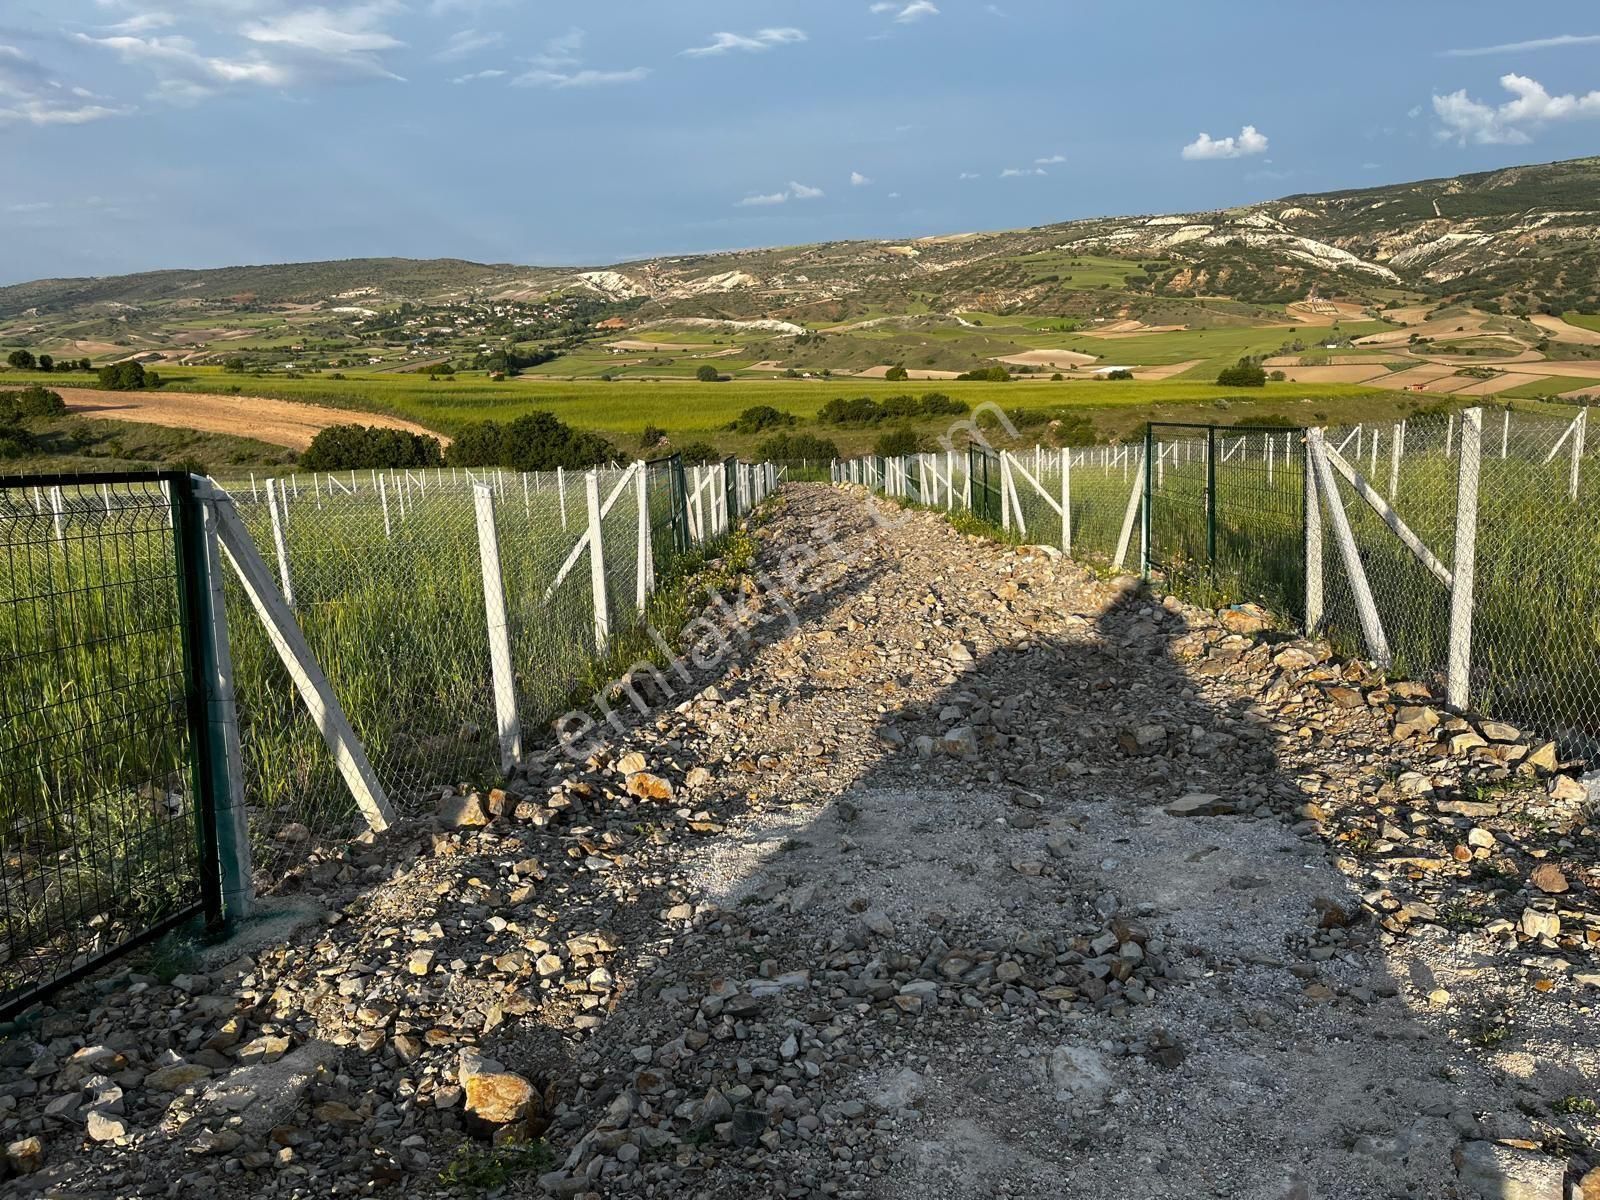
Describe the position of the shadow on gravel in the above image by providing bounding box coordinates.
[537,492,1582,1200]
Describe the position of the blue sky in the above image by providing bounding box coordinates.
[1,1,1598,284]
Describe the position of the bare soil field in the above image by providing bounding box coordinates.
[849,366,965,380]
[57,387,447,451]
[1532,314,1600,347]
[1269,365,1394,385]
[1127,358,1205,381]
[1453,372,1549,396]
[997,349,1100,369]
[1078,320,1187,339]
[1263,354,1401,368]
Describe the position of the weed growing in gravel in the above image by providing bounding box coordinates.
[438,1139,553,1191]
[1554,1096,1600,1117]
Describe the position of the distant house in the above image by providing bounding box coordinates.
[596,317,629,331]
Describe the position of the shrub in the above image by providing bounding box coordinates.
[446,412,618,471]
[639,423,667,449]
[725,405,796,435]
[884,364,909,382]
[674,441,722,463]
[1100,368,1134,381]
[0,385,67,421]
[954,365,1010,382]
[1216,359,1267,388]
[756,431,839,461]
[695,364,724,383]
[302,424,445,471]
[873,427,920,457]
[818,392,967,426]
[1048,413,1098,446]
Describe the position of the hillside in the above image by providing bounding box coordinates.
[2,158,1598,329]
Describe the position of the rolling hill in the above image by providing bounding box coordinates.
[1,156,1596,339]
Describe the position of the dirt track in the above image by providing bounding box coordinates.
[56,387,447,451]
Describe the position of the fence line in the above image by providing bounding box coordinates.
[0,455,777,1015]
[835,406,1600,754]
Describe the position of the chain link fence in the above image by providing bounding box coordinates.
[835,406,1600,754]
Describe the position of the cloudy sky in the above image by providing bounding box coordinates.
[1,1,1598,283]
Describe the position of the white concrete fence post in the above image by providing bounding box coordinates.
[472,483,522,774]
[1447,409,1483,710]
[1304,434,1323,633]
[265,477,295,609]
[635,465,653,614]
[586,470,610,650]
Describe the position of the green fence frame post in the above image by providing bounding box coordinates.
[1142,425,1154,580]
[172,475,253,926]
[1205,425,1218,575]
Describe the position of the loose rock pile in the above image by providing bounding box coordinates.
[2,484,1597,1199]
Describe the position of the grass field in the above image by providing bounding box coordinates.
[1563,312,1600,334]
[7,360,1587,464]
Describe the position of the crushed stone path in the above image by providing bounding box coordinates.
[4,483,1598,1200]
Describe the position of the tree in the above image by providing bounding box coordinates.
[884,364,909,382]
[36,354,53,372]
[99,361,160,391]
[77,358,92,372]
[695,364,723,383]
[6,349,35,370]
[223,357,247,373]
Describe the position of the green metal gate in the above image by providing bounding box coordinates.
[0,471,223,1017]
[1144,423,1307,617]
[969,445,1002,524]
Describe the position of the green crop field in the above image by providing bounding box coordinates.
[1563,312,1600,334]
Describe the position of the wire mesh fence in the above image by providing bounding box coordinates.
[0,452,758,1007]
[1318,409,1600,751]
[0,473,218,1014]
[835,406,1600,755]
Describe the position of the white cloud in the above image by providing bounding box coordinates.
[1433,73,1600,144]
[871,1,939,22]
[850,170,871,186]
[513,67,649,88]
[958,171,979,180]
[75,2,412,97]
[736,180,824,207]
[1181,124,1269,160]
[242,5,404,59]
[1034,153,1066,164]
[530,27,584,69]
[0,43,131,125]
[1001,166,1045,177]
[451,67,505,83]
[512,29,646,88]
[1443,33,1600,57]
[435,28,503,62]
[683,28,806,57]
